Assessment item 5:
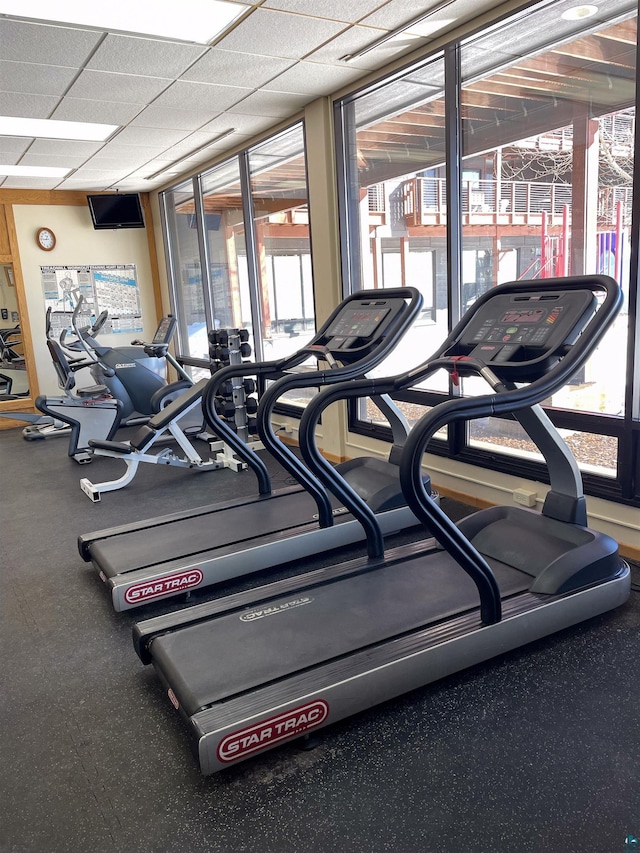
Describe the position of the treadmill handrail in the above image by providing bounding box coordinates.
[255,288,424,527]
[298,275,622,626]
[201,287,423,504]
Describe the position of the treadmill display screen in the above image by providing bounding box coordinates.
[501,309,545,324]
[327,306,390,338]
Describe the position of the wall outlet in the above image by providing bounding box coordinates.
[274,422,294,436]
[513,488,537,507]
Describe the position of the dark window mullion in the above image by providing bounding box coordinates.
[334,99,362,297]
[159,191,188,353]
[193,174,216,332]
[444,42,463,330]
[239,150,265,361]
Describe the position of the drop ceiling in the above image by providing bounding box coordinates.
[0,0,500,193]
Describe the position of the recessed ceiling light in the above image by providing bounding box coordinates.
[0,0,248,44]
[0,164,71,177]
[0,116,118,141]
[561,4,598,20]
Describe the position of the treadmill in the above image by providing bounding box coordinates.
[79,287,434,612]
[133,275,630,775]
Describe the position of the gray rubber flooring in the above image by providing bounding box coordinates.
[1,425,639,853]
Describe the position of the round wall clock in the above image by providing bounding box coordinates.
[36,227,56,251]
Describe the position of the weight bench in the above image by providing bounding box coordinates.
[79,378,249,501]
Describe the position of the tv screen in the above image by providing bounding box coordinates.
[87,193,145,229]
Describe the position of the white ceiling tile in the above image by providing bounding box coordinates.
[87,34,208,78]
[0,92,60,118]
[362,0,454,30]
[19,151,91,168]
[262,0,386,24]
[0,176,62,189]
[264,60,364,95]
[66,70,172,104]
[412,0,495,32]
[0,19,102,66]
[57,178,119,190]
[130,105,213,131]
[0,137,32,160]
[214,8,347,59]
[228,90,308,117]
[307,24,416,68]
[0,61,78,96]
[181,49,296,88]
[200,113,276,136]
[60,172,138,189]
[111,126,192,147]
[152,81,251,112]
[63,168,135,179]
[27,139,104,157]
[51,98,144,125]
[160,130,238,157]
[98,179,144,190]
[88,147,163,166]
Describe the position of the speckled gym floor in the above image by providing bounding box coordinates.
[1,425,638,853]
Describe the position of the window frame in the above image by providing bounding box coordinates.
[336,1,640,507]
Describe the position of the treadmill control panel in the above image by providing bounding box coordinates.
[326,306,390,340]
[316,297,409,362]
[451,290,597,381]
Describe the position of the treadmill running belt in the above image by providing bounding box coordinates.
[151,553,529,717]
[91,489,334,577]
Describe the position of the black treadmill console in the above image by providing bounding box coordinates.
[451,290,597,381]
[319,298,406,363]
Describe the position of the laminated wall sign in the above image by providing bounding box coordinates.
[40,264,142,335]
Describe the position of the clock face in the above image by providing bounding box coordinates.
[37,228,56,251]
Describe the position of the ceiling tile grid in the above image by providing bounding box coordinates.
[0,1,525,191]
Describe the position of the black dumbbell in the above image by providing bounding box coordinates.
[212,345,230,362]
[240,343,252,358]
[215,399,236,419]
[243,378,256,395]
[245,396,258,414]
[238,329,250,343]
[247,417,258,435]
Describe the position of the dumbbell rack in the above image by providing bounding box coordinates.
[209,328,262,470]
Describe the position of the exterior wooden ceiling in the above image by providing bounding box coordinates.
[358,18,637,183]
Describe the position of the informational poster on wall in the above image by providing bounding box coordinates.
[40,264,143,336]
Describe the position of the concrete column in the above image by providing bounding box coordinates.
[304,97,347,462]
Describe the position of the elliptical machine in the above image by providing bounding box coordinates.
[25,297,194,463]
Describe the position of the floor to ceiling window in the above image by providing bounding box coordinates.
[161,180,207,361]
[247,124,315,362]
[335,54,450,404]
[335,0,639,505]
[459,2,636,479]
[161,121,317,408]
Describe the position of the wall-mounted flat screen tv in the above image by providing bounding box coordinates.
[87,193,145,229]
